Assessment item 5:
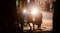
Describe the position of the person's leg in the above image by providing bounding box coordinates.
[38,24,41,30]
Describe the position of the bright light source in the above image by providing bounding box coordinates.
[23,9,27,14]
[27,0,30,3]
[31,8,38,16]
[23,9,29,14]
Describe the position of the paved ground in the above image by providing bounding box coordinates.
[22,30,52,33]
[41,11,53,31]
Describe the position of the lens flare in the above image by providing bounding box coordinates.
[23,9,27,14]
[31,7,38,16]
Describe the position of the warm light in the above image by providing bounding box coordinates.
[29,23,33,30]
[33,17,35,21]
[31,7,38,16]
[23,9,27,14]
[30,23,33,26]
[27,0,30,3]
[19,24,21,27]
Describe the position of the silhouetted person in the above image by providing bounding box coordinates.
[27,12,43,30]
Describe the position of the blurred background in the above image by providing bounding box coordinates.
[16,0,56,32]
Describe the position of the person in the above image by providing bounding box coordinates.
[33,12,43,30]
[38,12,43,30]
[27,11,43,30]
